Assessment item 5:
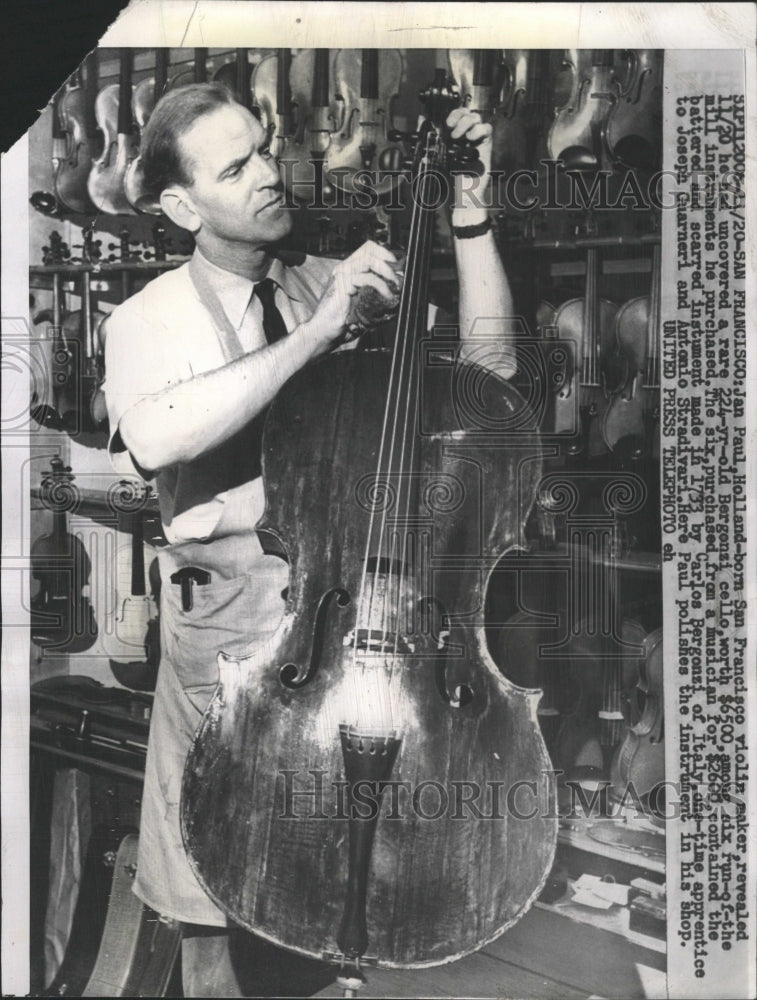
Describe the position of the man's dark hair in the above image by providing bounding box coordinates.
[141,82,237,198]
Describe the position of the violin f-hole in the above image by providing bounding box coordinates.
[279,587,351,689]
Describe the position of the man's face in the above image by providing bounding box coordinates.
[177,102,292,247]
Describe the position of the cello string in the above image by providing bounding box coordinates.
[387,140,441,659]
[356,123,439,730]
[348,123,434,727]
[354,122,433,646]
[370,129,438,663]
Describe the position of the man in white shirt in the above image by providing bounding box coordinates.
[104,79,517,994]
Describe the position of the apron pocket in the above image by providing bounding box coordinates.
[161,570,284,705]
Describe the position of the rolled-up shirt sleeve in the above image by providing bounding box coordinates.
[102,299,176,480]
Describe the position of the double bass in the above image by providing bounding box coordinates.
[182,72,556,969]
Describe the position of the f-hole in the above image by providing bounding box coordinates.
[279,587,351,689]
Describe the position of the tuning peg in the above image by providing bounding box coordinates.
[387,129,419,144]
[448,144,483,176]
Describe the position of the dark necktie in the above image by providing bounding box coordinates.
[255,277,288,345]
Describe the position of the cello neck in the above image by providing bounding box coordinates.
[194,48,208,84]
[83,52,99,138]
[82,270,95,360]
[312,48,330,108]
[154,48,169,101]
[116,49,134,136]
[360,49,379,100]
[383,71,453,473]
[235,49,251,109]
[275,48,293,130]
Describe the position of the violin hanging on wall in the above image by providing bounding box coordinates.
[288,48,340,203]
[252,47,338,205]
[213,48,254,109]
[31,458,98,653]
[551,239,621,457]
[547,50,616,172]
[56,53,100,214]
[108,481,160,692]
[551,521,646,784]
[87,48,139,215]
[610,626,664,803]
[30,92,69,217]
[602,241,661,459]
[605,50,663,172]
[327,48,404,198]
[124,48,169,214]
[448,49,503,119]
[167,47,208,89]
[49,257,108,435]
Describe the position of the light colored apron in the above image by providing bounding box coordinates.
[134,261,295,925]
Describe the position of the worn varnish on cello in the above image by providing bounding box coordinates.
[181,71,556,970]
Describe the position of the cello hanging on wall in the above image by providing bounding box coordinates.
[182,70,556,970]
[327,48,404,198]
[605,50,663,172]
[252,47,338,205]
[87,48,139,215]
[602,241,661,460]
[547,50,616,172]
[56,53,100,215]
[124,48,169,214]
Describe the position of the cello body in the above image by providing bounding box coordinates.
[605,50,663,171]
[547,50,616,171]
[602,243,661,460]
[252,48,338,204]
[182,350,556,967]
[327,49,403,197]
[87,50,138,215]
[124,49,169,214]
